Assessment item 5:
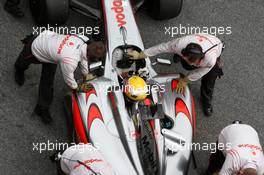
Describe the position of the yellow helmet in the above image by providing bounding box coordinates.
[124,76,148,101]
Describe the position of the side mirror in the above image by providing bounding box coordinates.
[153,58,172,66]
[162,128,186,153]
[89,61,103,71]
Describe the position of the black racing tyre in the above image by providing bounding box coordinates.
[29,0,69,25]
[149,0,183,20]
[64,93,80,143]
[63,93,76,143]
[186,151,199,175]
[79,0,100,9]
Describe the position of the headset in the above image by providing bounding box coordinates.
[181,42,221,59]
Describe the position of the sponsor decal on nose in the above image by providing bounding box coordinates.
[111,0,126,27]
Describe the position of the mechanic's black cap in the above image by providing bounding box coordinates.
[181,43,204,59]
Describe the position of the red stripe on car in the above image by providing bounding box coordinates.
[191,95,196,136]
[87,104,104,132]
[171,79,178,92]
[73,93,88,143]
[149,120,155,130]
[175,99,192,125]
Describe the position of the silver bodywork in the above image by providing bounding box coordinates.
[73,0,195,174]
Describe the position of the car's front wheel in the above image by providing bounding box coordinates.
[149,0,183,20]
[29,0,69,25]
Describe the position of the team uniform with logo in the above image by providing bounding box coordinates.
[143,33,224,109]
[144,33,223,81]
[218,124,264,175]
[31,30,89,89]
[60,144,114,175]
[15,30,90,113]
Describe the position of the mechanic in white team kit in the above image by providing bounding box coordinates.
[57,144,114,175]
[14,30,106,124]
[128,33,224,116]
[206,122,264,175]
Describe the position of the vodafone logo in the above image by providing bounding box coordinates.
[57,35,70,54]
[111,0,126,27]
[73,159,103,170]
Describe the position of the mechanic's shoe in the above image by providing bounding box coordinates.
[203,106,213,117]
[50,152,65,175]
[34,105,53,124]
[50,151,63,162]
[232,120,242,124]
[4,5,24,17]
[14,69,25,86]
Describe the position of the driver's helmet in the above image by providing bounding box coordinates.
[124,76,148,101]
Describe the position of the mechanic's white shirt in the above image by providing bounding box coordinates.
[143,33,223,81]
[31,30,89,89]
[60,144,114,175]
[218,124,264,175]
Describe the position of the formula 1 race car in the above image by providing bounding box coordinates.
[60,1,197,175]
[29,0,183,25]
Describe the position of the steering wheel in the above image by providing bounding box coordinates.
[116,52,134,69]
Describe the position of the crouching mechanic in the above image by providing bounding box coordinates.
[57,144,114,175]
[207,122,264,175]
[128,33,224,116]
[14,30,106,124]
